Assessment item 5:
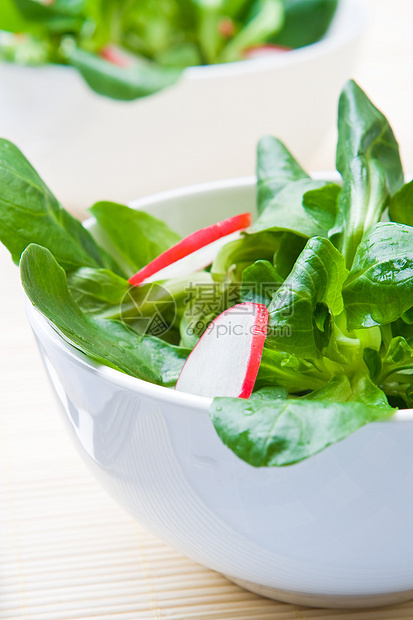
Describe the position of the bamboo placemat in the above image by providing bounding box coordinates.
[2,245,413,620]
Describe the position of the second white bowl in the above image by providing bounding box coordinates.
[0,0,367,212]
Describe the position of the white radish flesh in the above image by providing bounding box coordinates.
[175,302,268,399]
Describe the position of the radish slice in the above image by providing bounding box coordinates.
[100,45,134,68]
[129,213,251,287]
[243,44,291,60]
[175,302,268,399]
[218,17,235,38]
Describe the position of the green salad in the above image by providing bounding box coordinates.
[0,0,338,100]
[1,80,412,467]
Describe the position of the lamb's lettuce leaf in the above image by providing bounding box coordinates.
[251,179,340,238]
[389,180,413,226]
[256,347,326,392]
[67,268,130,316]
[332,80,404,267]
[209,393,394,467]
[272,0,338,49]
[1,0,37,32]
[211,231,280,282]
[303,373,390,407]
[256,136,309,216]
[249,386,288,401]
[21,244,189,386]
[362,347,382,382]
[15,0,86,20]
[90,201,181,275]
[379,336,413,383]
[343,223,413,330]
[272,231,306,279]
[0,139,122,274]
[267,236,348,358]
[241,260,281,305]
[302,182,340,232]
[253,178,323,235]
[63,45,182,101]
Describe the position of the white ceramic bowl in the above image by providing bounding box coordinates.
[26,178,413,609]
[0,0,367,212]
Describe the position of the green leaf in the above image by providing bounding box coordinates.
[391,317,413,344]
[389,180,413,226]
[220,0,284,62]
[68,257,210,340]
[209,395,394,467]
[156,42,202,67]
[90,201,181,275]
[336,82,403,194]
[272,231,306,280]
[0,139,121,273]
[305,373,390,408]
[342,222,413,330]
[250,386,288,401]
[21,244,189,386]
[15,0,86,20]
[376,337,413,406]
[63,44,182,101]
[333,80,404,267]
[272,0,338,48]
[379,337,413,382]
[0,0,39,33]
[302,182,340,232]
[312,301,333,353]
[267,236,348,358]
[211,231,280,282]
[384,336,413,366]
[363,348,382,382]
[256,347,326,392]
[250,178,337,238]
[222,0,250,18]
[375,336,413,406]
[348,373,391,407]
[192,0,225,64]
[122,273,214,340]
[241,260,281,305]
[304,374,352,403]
[256,136,309,216]
[67,267,130,316]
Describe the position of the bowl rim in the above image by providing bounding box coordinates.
[1,0,367,84]
[25,175,412,423]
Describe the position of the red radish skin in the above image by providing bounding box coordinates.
[239,303,268,398]
[175,302,268,399]
[129,213,251,287]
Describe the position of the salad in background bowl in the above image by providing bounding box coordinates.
[1,0,340,99]
[2,81,413,607]
[0,0,366,211]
